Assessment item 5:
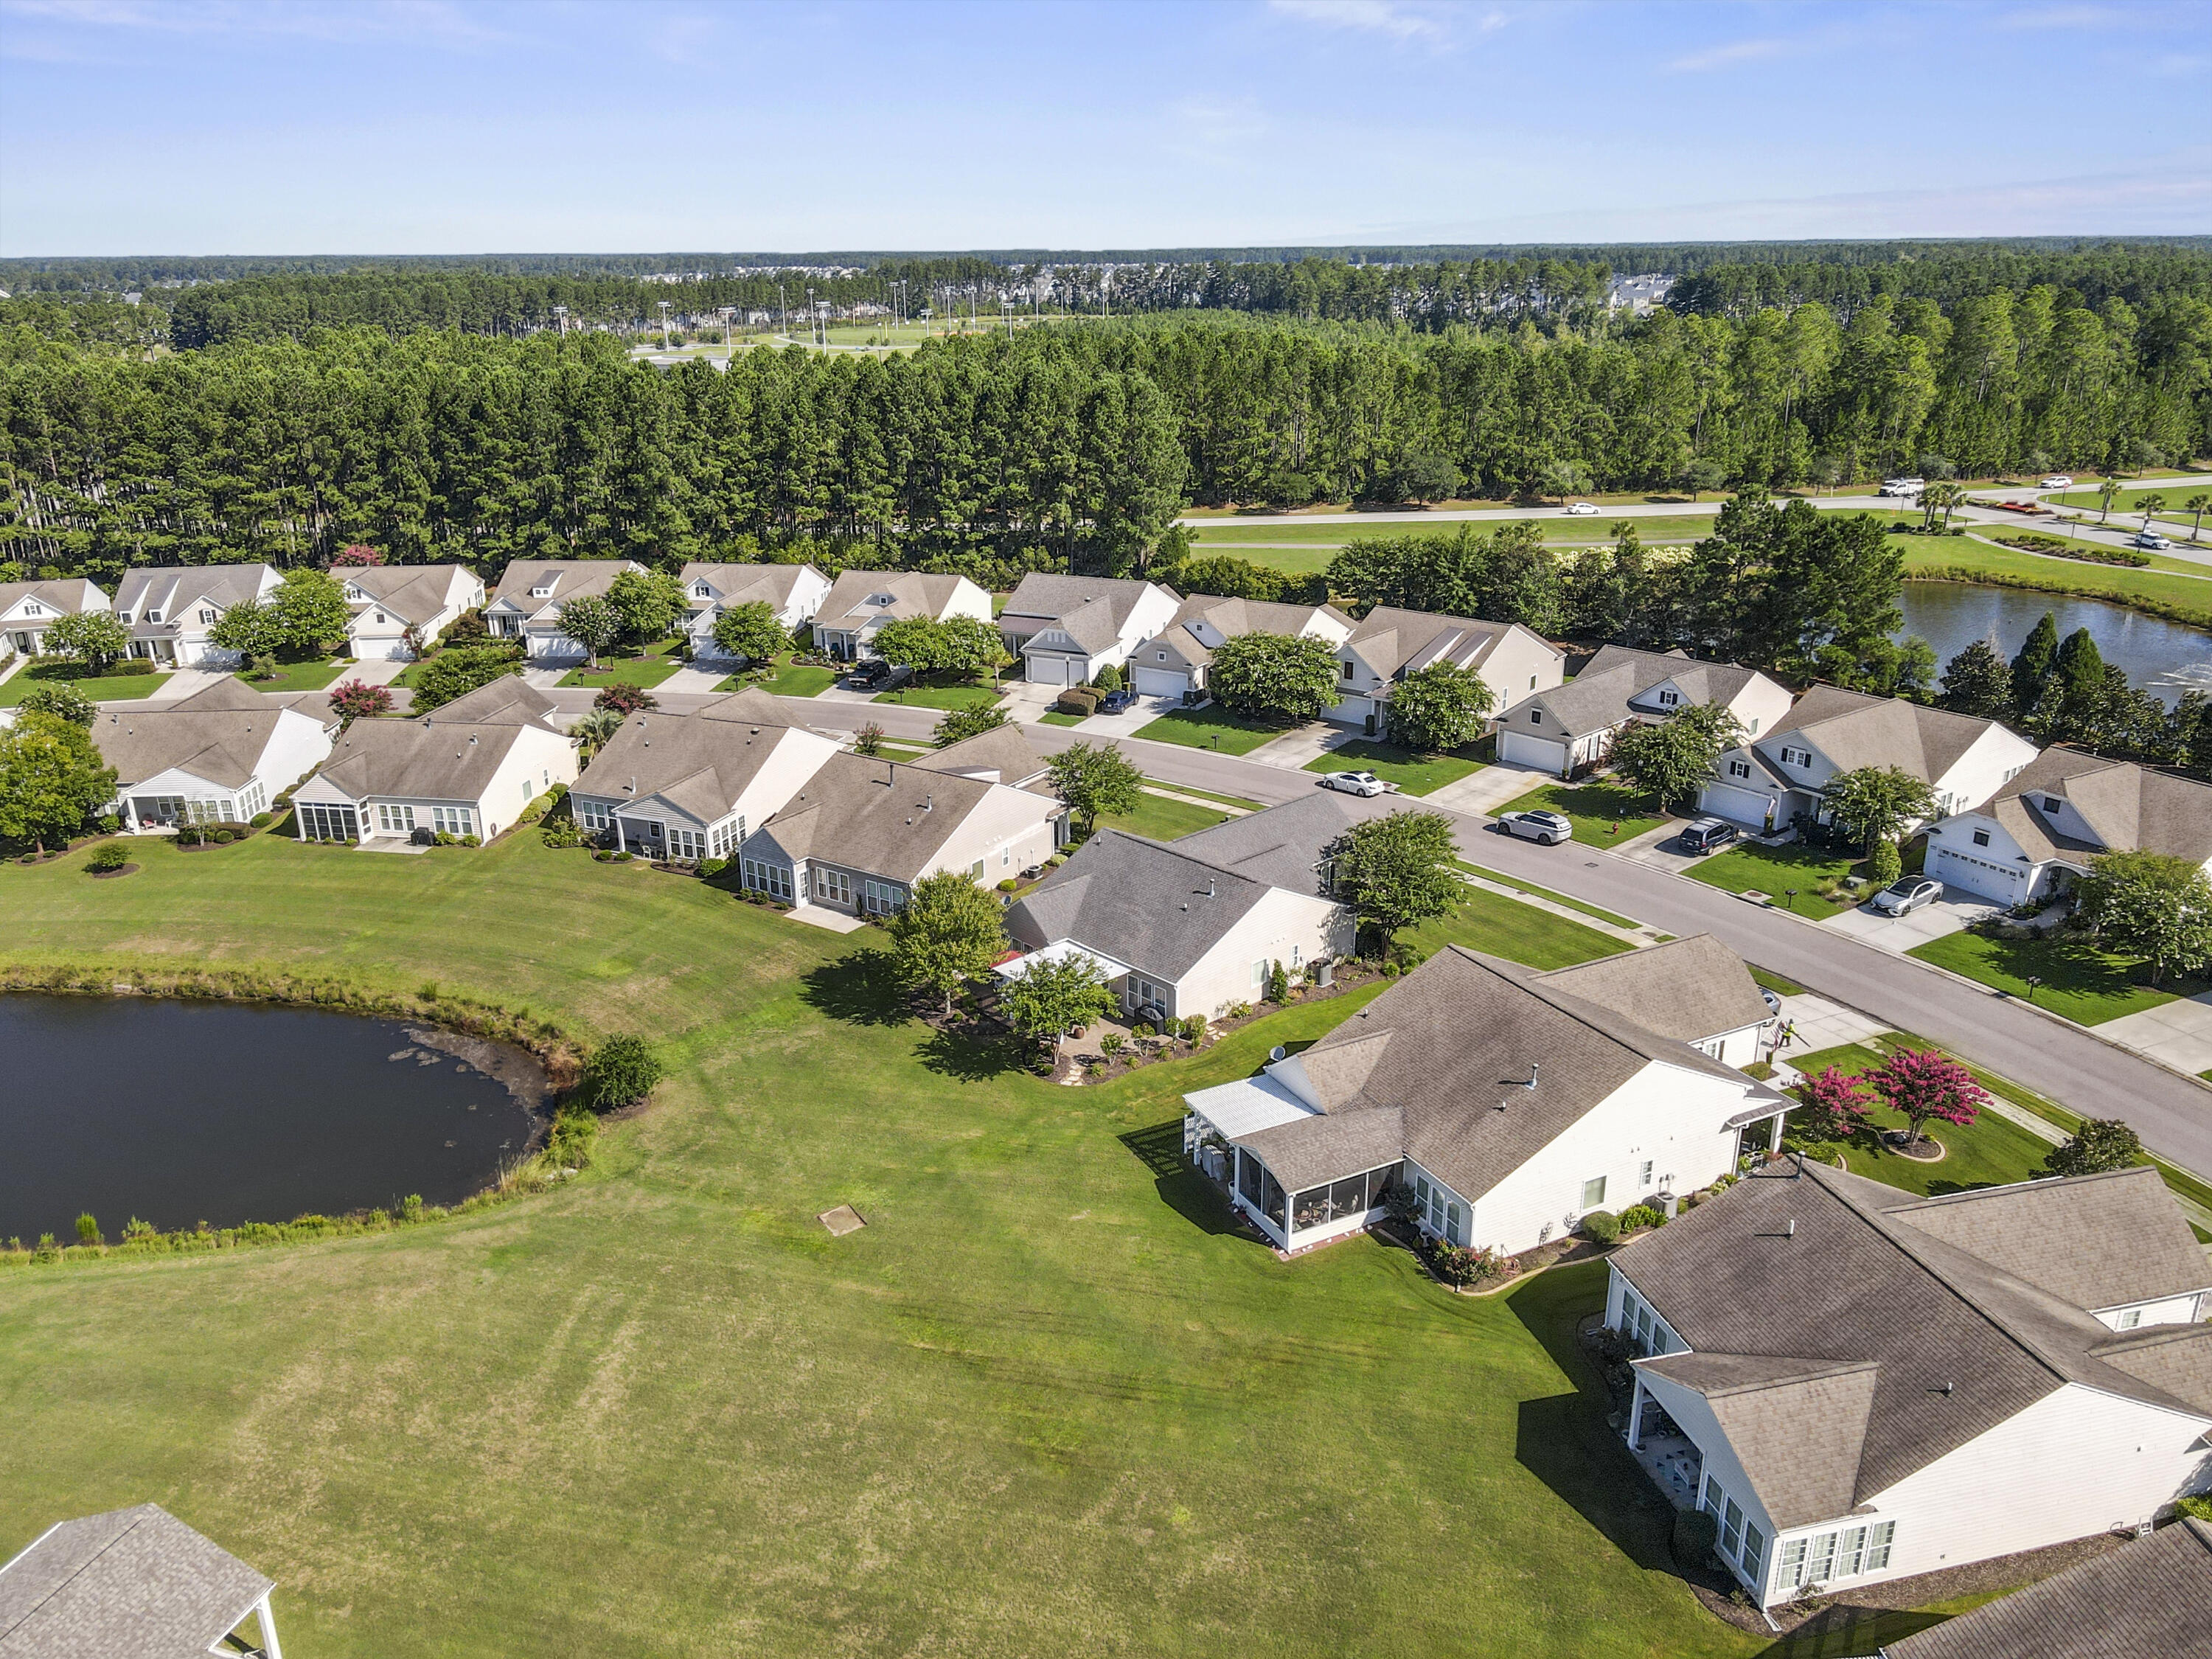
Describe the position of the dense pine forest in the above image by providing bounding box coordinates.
[2,246,2208,587]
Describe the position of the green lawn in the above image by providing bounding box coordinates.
[1455,861,1641,931]
[1408,884,1630,970]
[715,653,838,698]
[1684,842,1864,920]
[1034,709,1085,726]
[1494,779,1668,845]
[0,835,1758,1659]
[237,658,350,695]
[0,664,173,706]
[1907,930,2187,1026]
[1903,536,2212,627]
[872,677,1004,712]
[1129,704,1295,756]
[1783,1037,2061,1197]
[557,655,687,691]
[1091,792,1232,841]
[2049,481,2212,526]
[1306,740,1482,796]
[1147,782,1266,812]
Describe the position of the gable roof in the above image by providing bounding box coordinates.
[1622,1161,2212,1527]
[814,570,975,633]
[1001,574,1176,638]
[1138,593,1353,670]
[1503,646,1770,740]
[338,564,475,626]
[1639,1352,1880,1531]
[310,709,553,807]
[679,562,818,611]
[1978,749,2212,869]
[486,560,641,618]
[1534,934,1773,1044]
[420,675,561,729]
[0,578,105,620]
[1254,946,1772,1207]
[111,565,276,635]
[1883,1517,2212,1659]
[1006,829,1276,981]
[913,725,1048,787]
[1342,606,1554,684]
[90,678,311,789]
[749,751,1026,883]
[1758,684,2024,787]
[576,688,827,825]
[0,1502,272,1659]
[1172,792,1393,896]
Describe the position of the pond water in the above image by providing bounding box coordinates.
[0,995,543,1242]
[1896,582,2212,706]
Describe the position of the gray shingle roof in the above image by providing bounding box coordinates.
[1001,576,1177,654]
[1639,1352,1879,1531]
[1759,684,2024,789]
[1884,1517,2212,1659]
[750,750,1054,883]
[1343,606,1547,683]
[486,560,641,619]
[1620,1161,2212,1526]
[1172,792,1395,895]
[338,564,474,626]
[914,726,1048,786]
[91,678,316,790]
[111,566,276,636]
[0,578,105,619]
[1499,646,1770,740]
[1238,1106,1405,1189]
[679,562,817,613]
[421,675,560,729]
[310,713,548,806]
[1006,830,1273,981]
[1978,749,2212,868]
[1139,594,1355,671]
[0,1502,272,1659]
[576,688,825,825]
[1534,934,1773,1044]
[814,570,974,633]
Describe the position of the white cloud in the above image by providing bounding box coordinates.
[1666,35,1792,73]
[1268,1,1446,41]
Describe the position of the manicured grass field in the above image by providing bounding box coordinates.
[237,658,350,695]
[1145,782,1265,813]
[1494,779,1667,845]
[0,664,173,706]
[716,653,838,698]
[1305,740,1481,796]
[1903,536,2212,626]
[1408,884,1630,970]
[2048,481,2212,526]
[1091,791,1231,841]
[1455,861,1641,931]
[557,655,687,691]
[1129,704,1293,757]
[872,677,1004,712]
[1782,1038,2059,1197]
[1906,929,2186,1026]
[1034,709,1085,726]
[1683,842,1863,920]
[1186,513,1728,549]
[0,835,1759,1659]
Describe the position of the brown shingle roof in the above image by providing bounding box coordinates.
[1001,575,1177,653]
[91,678,315,790]
[750,751,1043,883]
[340,564,474,626]
[576,688,827,826]
[0,577,105,619]
[1343,606,1534,681]
[1980,749,2212,867]
[1534,934,1773,1044]
[1638,1352,1879,1531]
[814,570,974,633]
[914,726,1048,786]
[1761,684,2024,789]
[1885,1517,2212,1659]
[1500,647,1770,740]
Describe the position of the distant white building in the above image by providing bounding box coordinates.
[0,578,111,660]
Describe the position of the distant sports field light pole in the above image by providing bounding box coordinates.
[657,300,671,351]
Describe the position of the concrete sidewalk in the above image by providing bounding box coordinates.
[1242,722,1355,771]
[1424,760,1557,816]
[2099,993,2212,1079]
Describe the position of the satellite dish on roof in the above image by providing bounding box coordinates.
[1269,1046,1287,1062]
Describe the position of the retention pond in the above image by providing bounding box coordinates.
[1,993,545,1242]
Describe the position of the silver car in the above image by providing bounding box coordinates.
[1318,770,1387,798]
[1870,877,1943,916]
[1497,809,1573,846]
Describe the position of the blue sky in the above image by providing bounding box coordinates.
[1,0,2205,256]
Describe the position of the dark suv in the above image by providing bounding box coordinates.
[847,657,899,688]
[1678,818,1740,855]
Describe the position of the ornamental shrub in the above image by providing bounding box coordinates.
[212,828,234,844]
[84,841,130,872]
[1579,1209,1621,1244]
[582,1034,663,1112]
[997,877,1017,892]
[697,857,728,878]
[251,812,272,828]
[1055,686,1102,716]
[1868,838,1903,887]
[594,683,658,715]
[1672,1507,1721,1571]
[1617,1203,1666,1232]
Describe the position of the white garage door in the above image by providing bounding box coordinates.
[1133,667,1189,698]
[1930,846,2024,905]
[1496,730,1568,776]
[1026,655,1070,687]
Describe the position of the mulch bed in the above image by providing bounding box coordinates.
[87,864,140,879]
[1060,964,1390,1085]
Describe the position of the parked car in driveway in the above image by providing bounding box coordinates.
[1677,818,1739,855]
[1317,770,1388,798]
[1870,877,1944,916]
[1098,689,1136,713]
[1563,501,1599,515]
[847,658,909,689]
[1496,809,1573,846]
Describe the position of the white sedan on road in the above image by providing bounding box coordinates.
[1563,501,1600,515]
[1317,770,1390,798]
[2039,474,2074,490]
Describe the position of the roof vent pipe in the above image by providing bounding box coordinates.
[1206,879,1216,898]
[1525,1062,1540,1090]
[1787,1218,1797,1237]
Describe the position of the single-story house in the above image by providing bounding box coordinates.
[291,677,577,845]
[1329,606,1565,734]
[111,564,283,667]
[570,686,843,863]
[1127,594,1356,701]
[1531,934,1778,1069]
[93,678,335,831]
[738,731,1066,915]
[1,577,111,659]
[1923,750,2212,911]
[484,559,649,660]
[1495,646,1795,779]
[1003,818,1355,1025]
[0,1501,286,1659]
[1612,1162,2212,1609]
[339,564,484,661]
[1881,1513,2212,1658]
[905,722,1052,788]
[997,574,1183,687]
[1182,942,1788,1257]
[1698,684,2039,835]
[681,561,832,662]
[810,570,992,661]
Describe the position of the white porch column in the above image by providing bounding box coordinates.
[256,1592,283,1659]
[1627,1371,1648,1450]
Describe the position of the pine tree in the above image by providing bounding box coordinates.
[1938,639,2013,718]
[2009,612,2059,714]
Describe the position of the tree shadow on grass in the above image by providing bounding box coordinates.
[796,952,912,1028]
[1119,1119,1244,1238]
[914,1022,1033,1083]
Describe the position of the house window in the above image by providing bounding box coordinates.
[1658,689,1679,706]
[1639,1160,1654,1189]
[669,827,706,860]
[531,583,554,597]
[117,611,132,622]
[709,818,742,858]
[1342,660,1355,680]
[2041,796,2062,813]
[1777,1521,1895,1591]
[237,780,267,817]
[376,804,416,832]
[195,607,215,624]
[1728,759,1751,779]
[1528,675,1537,689]
[1158,651,1168,661]
[1780,746,1811,768]
[374,611,387,625]
[860,880,905,915]
[296,802,359,842]
[1580,1176,1607,1210]
[1001,847,1012,867]
[815,867,852,906]
[145,609,163,623]
[695,583,712,598]
[575,799,611,831]
[431,807,475,837]
[741,858,792,900]
[971,859,986,878]
[2116,1307,2143,1330]
[1251,959,1268,988]
[1971,829,1990,847]
[1528,709,1543,726]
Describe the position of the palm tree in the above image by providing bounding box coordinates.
[2138,493,2166,532]
[1920,480,1965,532]
[2186,493,2210,543]
[2096,479,2121,523]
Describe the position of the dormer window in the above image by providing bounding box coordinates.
[1780,746,1811,768]
[1657,689,1679,706]
[695,584,711,598]
[530,584,554,598]
[22,602,41,616]
[869,593,894,607]
[145,610,163,624]
[345,584,364,600]
[117,611,132,622]
[198,608,216,625]
[2040,796,2062,813]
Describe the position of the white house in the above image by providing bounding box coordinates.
[484,560,648,660]
[1328,607,1565,734]
[1,578,110,659]
[91,678,335,831]
[1698,684,2039,835]
[997,574,1183,687]
[738,731,1067,916]
[1610,1162,2212,1609]
[338,564,484,662]
[111,564,284,667]
[1127,593,1356,701]
[1181,942,1788,1258]
[810,570,993,661]
[1923,750,2212,910]
[1003,808,1357,1026]
[1495,646,1795,780]
[0,1502,287,1659]
[680,561,832,663]
[291,677,577,845]
[1532,934,1778,1070]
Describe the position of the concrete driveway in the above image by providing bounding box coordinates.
[2098,993,2212,1078]
[1821,888,2000,953]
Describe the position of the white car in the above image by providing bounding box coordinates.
[1317,770,1388,798]
[1870,877,1943,917]
[1563,501,1599,515]
[1496,809,1573,846]
[2039,475,2073,490]
[2134,530,2173,550]
[1878,477,1925,498]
